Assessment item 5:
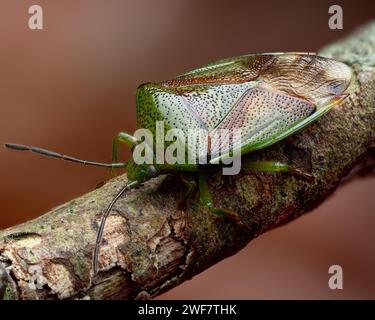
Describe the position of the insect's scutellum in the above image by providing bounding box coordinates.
[5,53,352,276]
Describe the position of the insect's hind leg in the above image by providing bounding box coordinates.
[112,131,138,162]
[198,172,244,225]
[242,159,314,180]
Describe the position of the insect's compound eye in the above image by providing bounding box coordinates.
[146,165,158,178]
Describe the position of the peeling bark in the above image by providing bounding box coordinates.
[1,22,375,300]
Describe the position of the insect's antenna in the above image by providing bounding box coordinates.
[93,180,139,275]
[5,143,126,168]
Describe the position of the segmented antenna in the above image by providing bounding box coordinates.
[93,180,139,274]
[5,143,126,168]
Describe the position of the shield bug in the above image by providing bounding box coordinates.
[5,52,352,274]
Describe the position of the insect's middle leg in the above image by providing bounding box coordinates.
[198,172,242,223]
[112,131,138,162]
[177,173,197,209]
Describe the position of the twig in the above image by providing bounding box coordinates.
[1,21,375,300]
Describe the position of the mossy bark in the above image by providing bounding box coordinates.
[1,22,375,300]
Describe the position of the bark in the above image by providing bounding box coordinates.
[1,22,375,300]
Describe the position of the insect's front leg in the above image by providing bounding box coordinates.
[242,159,314,181]
[112,131,138,162]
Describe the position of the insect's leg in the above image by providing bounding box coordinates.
[112,131,138,162]
[242,159,314,180]
[108,132,138,178]
[177,173,197,209]
[198,172,242,223]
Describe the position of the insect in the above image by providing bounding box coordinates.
[5,52,352,275]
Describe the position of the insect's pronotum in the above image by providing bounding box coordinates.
[5,52,353,275]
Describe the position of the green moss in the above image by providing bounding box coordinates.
[71,255,89,282]
[3,286,17,300]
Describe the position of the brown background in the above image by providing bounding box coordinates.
[0,0,374,299]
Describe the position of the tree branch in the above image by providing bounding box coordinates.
[1,22,375,300]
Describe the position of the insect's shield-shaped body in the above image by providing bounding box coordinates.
[128,53,352,179]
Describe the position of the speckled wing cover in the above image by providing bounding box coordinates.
[137,53,352,162]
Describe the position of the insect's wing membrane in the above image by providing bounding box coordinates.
[261,54,352,107]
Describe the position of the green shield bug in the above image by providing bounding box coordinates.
[5,52,352,275]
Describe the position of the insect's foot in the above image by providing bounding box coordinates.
[209,206,250,231]
[290,167,315,182]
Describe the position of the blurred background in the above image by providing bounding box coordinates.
[0,0,374,299]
